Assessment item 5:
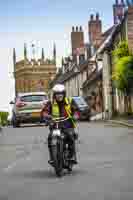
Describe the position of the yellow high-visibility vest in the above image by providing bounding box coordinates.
[52,97,76,127]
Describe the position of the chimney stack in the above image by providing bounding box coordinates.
[88,13,102,47]
[121,0,125,5]
[116,0,119,5]
[127,6,133,52]
[113,0,126,24]
[71,26,84,60]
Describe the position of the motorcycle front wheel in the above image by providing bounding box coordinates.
[51,138,64,177]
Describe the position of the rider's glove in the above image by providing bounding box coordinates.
[73,112,80,121]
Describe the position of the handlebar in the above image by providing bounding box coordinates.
[49,116,69,123]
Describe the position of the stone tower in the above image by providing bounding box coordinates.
[13,44,57,95]
[113,0,126,24]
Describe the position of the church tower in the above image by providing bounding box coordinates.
[13,44,57,95]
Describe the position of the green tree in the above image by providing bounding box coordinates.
[112,41,133,114]
[112,41,130,59]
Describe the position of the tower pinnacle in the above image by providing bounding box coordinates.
[53,43,56,64]
[24,43,27,60]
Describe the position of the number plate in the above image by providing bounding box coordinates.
[52,138,57,145]
[32,112,40,117]
[52,129,61,136]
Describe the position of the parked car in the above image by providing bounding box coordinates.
[72,96,90,120]
[10,92,48,127]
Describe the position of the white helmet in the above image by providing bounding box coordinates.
[52,84,65,94]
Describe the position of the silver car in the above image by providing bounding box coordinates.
[10,92,48,127]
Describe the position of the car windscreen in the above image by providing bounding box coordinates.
[73,97,88,107]
[20,95,48,102]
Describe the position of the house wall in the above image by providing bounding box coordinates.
[102,51,113,119]
[102,8,133,117]
[110,8,133,115]
[65,75,80,97]
[78,72,85,96]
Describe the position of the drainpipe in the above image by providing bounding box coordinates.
[78,74,80,96]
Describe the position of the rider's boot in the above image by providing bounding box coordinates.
[69,144,78,164]
[71,152,78,164]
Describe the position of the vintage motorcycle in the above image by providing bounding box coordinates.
[48,116,78,177]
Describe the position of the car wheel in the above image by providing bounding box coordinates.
[12,120,20,128]
[12,114,20,128]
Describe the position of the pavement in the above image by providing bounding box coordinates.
[108,116,133,128]
[0,122,133,200]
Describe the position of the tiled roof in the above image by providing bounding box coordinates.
[97,12,128,54]
[49,67,80,88]
[96,25,119,55]
[102,26,114,38]
[49,73,62,87]
[61,71,79,83]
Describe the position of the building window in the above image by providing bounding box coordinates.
[79,55,85,63]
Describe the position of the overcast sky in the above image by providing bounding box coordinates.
[0,0,115,112]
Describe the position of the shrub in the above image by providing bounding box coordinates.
[0,111,9,126]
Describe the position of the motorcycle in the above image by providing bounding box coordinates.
[48,116,77,177]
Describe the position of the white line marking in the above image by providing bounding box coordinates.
[3,156,31,173]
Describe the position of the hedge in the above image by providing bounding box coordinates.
[0,111,9,126]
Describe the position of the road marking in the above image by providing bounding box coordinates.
[3,156,31,173]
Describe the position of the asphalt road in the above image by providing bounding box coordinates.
[0,122,133,200]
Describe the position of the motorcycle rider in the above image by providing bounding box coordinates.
[41,84,78,165]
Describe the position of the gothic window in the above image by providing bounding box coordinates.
[20,79,23,91]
